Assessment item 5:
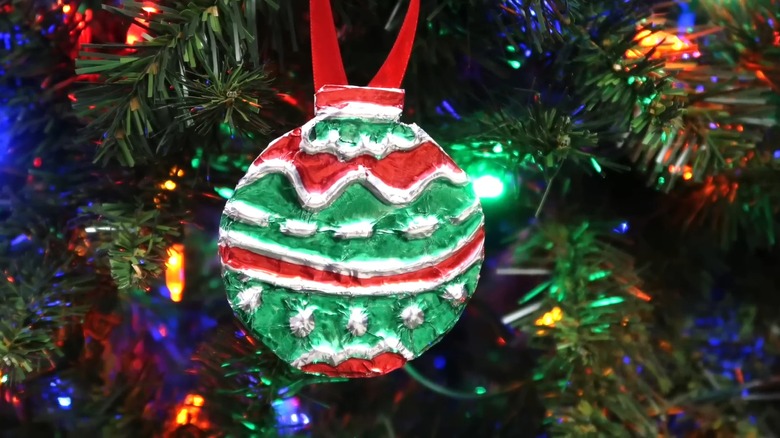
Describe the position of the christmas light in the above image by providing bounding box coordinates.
[613,221,630,234]
[57,396,72,408]
[215,187,235,199]
[273,397,311,434]
[590,296,625,308]
[535,306,563,327]
[126,3,159,45]
[0,107,10,156]
[668,164,694,181]
[628,286,652,302]
[590,157,603,174]
[278,93,300,106]
[450,141,514,202]
[626,29,697,60]
[166,243,185,302]
[184,394,204,407]
[174,393,208,428]
[473,175,505,199]
[126,23,146,45]
[175,408,188,425]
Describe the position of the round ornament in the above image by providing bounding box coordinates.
[219,0,485,378]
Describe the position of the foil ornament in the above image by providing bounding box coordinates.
[219,0,485,378]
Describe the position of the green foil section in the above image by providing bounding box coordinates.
[224,263,482,365]
[223,175,482,263]
[311,118,416,147]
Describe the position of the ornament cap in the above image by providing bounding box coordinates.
[314,85,405,120]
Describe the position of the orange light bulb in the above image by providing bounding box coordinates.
[626,29,694,60]
[535,306,563,327]
[166,243,185,302]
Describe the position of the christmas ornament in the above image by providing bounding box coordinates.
[219,0,485,378]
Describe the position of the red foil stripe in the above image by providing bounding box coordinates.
[314,85,405,112]
[219,228,484,287]
[252,134,464,193]
[300,352,407,377]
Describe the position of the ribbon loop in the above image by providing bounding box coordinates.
[310,0,420,90]
[310,0,348,90]
[368,0,420,88]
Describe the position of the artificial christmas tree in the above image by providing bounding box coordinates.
[1,0,779,436]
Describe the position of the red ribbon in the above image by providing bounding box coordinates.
[310,0,420,90]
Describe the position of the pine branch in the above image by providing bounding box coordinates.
[569,19,682,137]
[479,102,612,177]
[75,0,275,166]
[621,29,774,191]
[471,1,680,178]
[697,0,780,92]
[506,221,670,436]
[0,235,92,383]
[498,0,578,52]
[669,165,780,249]
[646,272,775,436]
[189,322,332,436]
[617,8,780,247]
[0,3,102,384]
[176,65,272,135]
[83,202,181,294]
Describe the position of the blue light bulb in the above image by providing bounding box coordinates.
[57,396,72,408]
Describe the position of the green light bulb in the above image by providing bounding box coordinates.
[473,175,504,199]
[215,187,235,199]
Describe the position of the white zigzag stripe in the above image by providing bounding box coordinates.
[222,201,272,227]
[452,199,481,225]
[291,338,416,368]
[222,198,482,237]
[299,118,427,159]
[219,221,483,278]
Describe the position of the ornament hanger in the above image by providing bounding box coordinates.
[310,0,420,90]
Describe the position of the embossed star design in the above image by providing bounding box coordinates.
[347,308,369,337]
[290,307,316,338]
[235,286,263,312]
[442,283,467,306]
[401,304,425,329]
